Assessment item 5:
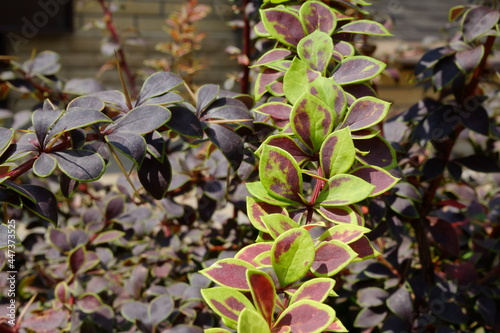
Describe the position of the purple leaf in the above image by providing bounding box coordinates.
[462,6,500,42]
[53,149,105,181]
[318,224,370,244]
[235,243,273,267]
[253,102,291,129]
[354,135,397,169]
[254,68,285,99]
[317,206,360,224]
[92,231,125,245]
[455,45,484,72]
[273,300,335,332]
[349,236,379,260]
[77,293,103,313]
[136,72,183,106]
[166,106,203,138]
[201,258,254,290]
[106,131,146,165]
[341,97,390,131]
[247,269,275,325]
[289,278,335,304]
[247,197,287,233]
[332,56,385,85]
[299,1,337,34]
[253,49,292,67]
[33,152,57,177]
[107,104,171,135]
[261,135,310,164]
[311,240,357,276]
[68,245,86,274]
[138,154,172,199]
[351,166,399,196]
[261,8,305,47]
[204,123,244,170]
[336,20,391,36]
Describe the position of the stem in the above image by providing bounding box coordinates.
[107,143,143,204]
[240,0,251,94]
[97,0,137,98]
[14,293,38,331]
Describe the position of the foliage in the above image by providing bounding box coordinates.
[144,0,212,87]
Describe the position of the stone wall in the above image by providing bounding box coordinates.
[4,0,242,91]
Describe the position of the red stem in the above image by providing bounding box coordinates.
[97,0,137,98]
[240,0,251,94]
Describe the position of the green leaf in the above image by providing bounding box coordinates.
[284,57,321,104]
[204,329,232,333]
[316,174,375,206]
[259,145,304,205]
[260,8,305,47]
[273,300,336,332]
[311,240,357,277]
[297,30,334,74]
[319,128,355,179]
[272,228,315,287]
[332,56,386,85]
[246,182,291,207]
[201,287,256,329]
[307,77,346,120]
[290,93,335,152]
[262,213,299,239]
[246,269,276,326]
[238,308,271,333]
[341,97,390,131]
[246,197,287,233]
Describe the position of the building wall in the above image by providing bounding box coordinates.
[4,0,242,92]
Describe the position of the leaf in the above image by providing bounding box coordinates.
[273,300,336,333]
[135,72,183,106]
[283,57,321,104]
[32,109,63,146]
[386,196,419,219]
[259,135,310,164]
[272,228,315,287]
[332,56,385,85]
[354,135,397,169]
[260,8,305,47]
[320,128,355,179]
[253,102,291,129]
[246,182,291,207]
[138,154,172,199]
[462,6,500,42]
[297,30,334,74]
[316,174,375,207]
[336,20,391,36]
[238,308,272,333]
[358,287,389,307]
[246,197,287,233]
[125,265,148,299]
[77,293,103,313]
[201,287,256,329]
[107,104,171,135]
[386,286,413,319]
[259,145,304,205]
[299,0,337,35]
[68,245,86,274]
[0,128,14,157]
[122,301,148,324]
[354,307,387,328]
[246,269,275,325]
[0,224,21,249]
[290,93,334,152]
[33,153,57,177]
[23,50,60,75]
[453,155,500,173]
[459,104,490,136]
[318,224,370,244]
[48,108,111,137]
[311,240,357,276]
[455,45,484,73]
[235,243,273,267]
[317,206,361,224]
[252,48,292,67]
[92,231,125,245]
[205,123,244,170]
[432,57,461,91]
[201,258,255,290]
[254,68,285,100]
[90,90,129,112]
[351,166,399,196]
[106,131,146,165]
[196,84,219,114]
[53,149,105,181]
[341,97,390,131]
[166,105,203,138]
[289,278,335,304]
[149,294,174,325]
[307,77,346,119]
[262,214,299,239]
[349,236,380,260]
[429,219,460,257]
